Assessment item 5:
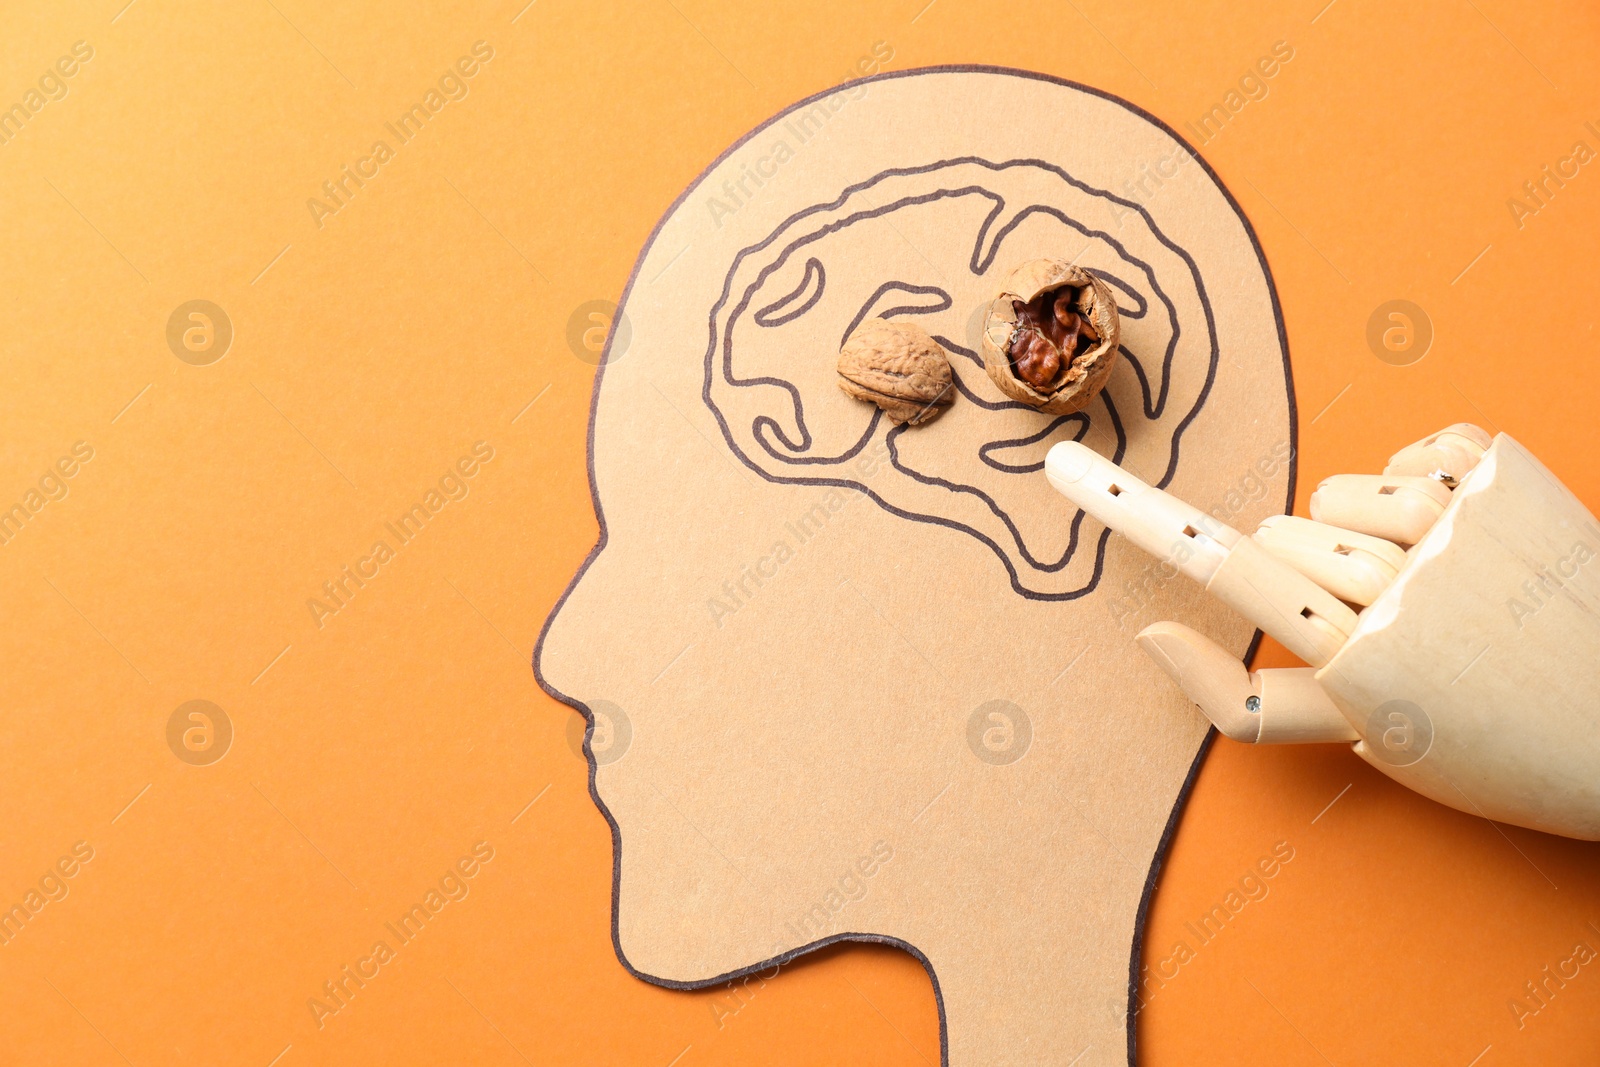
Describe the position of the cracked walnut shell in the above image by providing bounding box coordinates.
[837,318,955,426]
[981,260,1120,415]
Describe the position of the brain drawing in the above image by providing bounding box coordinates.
[703,157,1220,599]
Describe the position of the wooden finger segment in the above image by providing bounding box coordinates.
[1048,443,1357,664]
[1309,473,1450,545]
[1044,442,1237,582]
[1253,667,1359,743]
[1439,422,1492,450]
[1135,622,1358,744]
[1205,537,1356,666]
[1384,423,1490,486]
[1135,621,1259,742]
[1253,515,1404,606]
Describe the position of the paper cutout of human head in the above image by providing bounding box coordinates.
[538,68,1293,1066]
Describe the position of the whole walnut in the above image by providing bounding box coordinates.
[981,260,1120,415]
[837,318,955,426]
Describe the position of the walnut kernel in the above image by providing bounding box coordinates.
[981,260,1120,415]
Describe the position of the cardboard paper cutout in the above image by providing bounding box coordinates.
[537,67,1294,1066]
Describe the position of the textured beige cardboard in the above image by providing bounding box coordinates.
[537,68,1294,1066]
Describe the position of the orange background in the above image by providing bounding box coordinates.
[3,1,1598,1064]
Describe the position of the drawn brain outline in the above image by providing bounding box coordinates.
[702,157,1219,600]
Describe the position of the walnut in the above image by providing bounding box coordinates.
[837,318,955,426]
[981,260,1120,415]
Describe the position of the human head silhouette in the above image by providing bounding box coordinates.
[538,68,1293,1066]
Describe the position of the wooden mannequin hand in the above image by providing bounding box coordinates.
[1044,424,1600,840]
[1046,424,1488,743]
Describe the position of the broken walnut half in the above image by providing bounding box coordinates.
[980,260,1120,415]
